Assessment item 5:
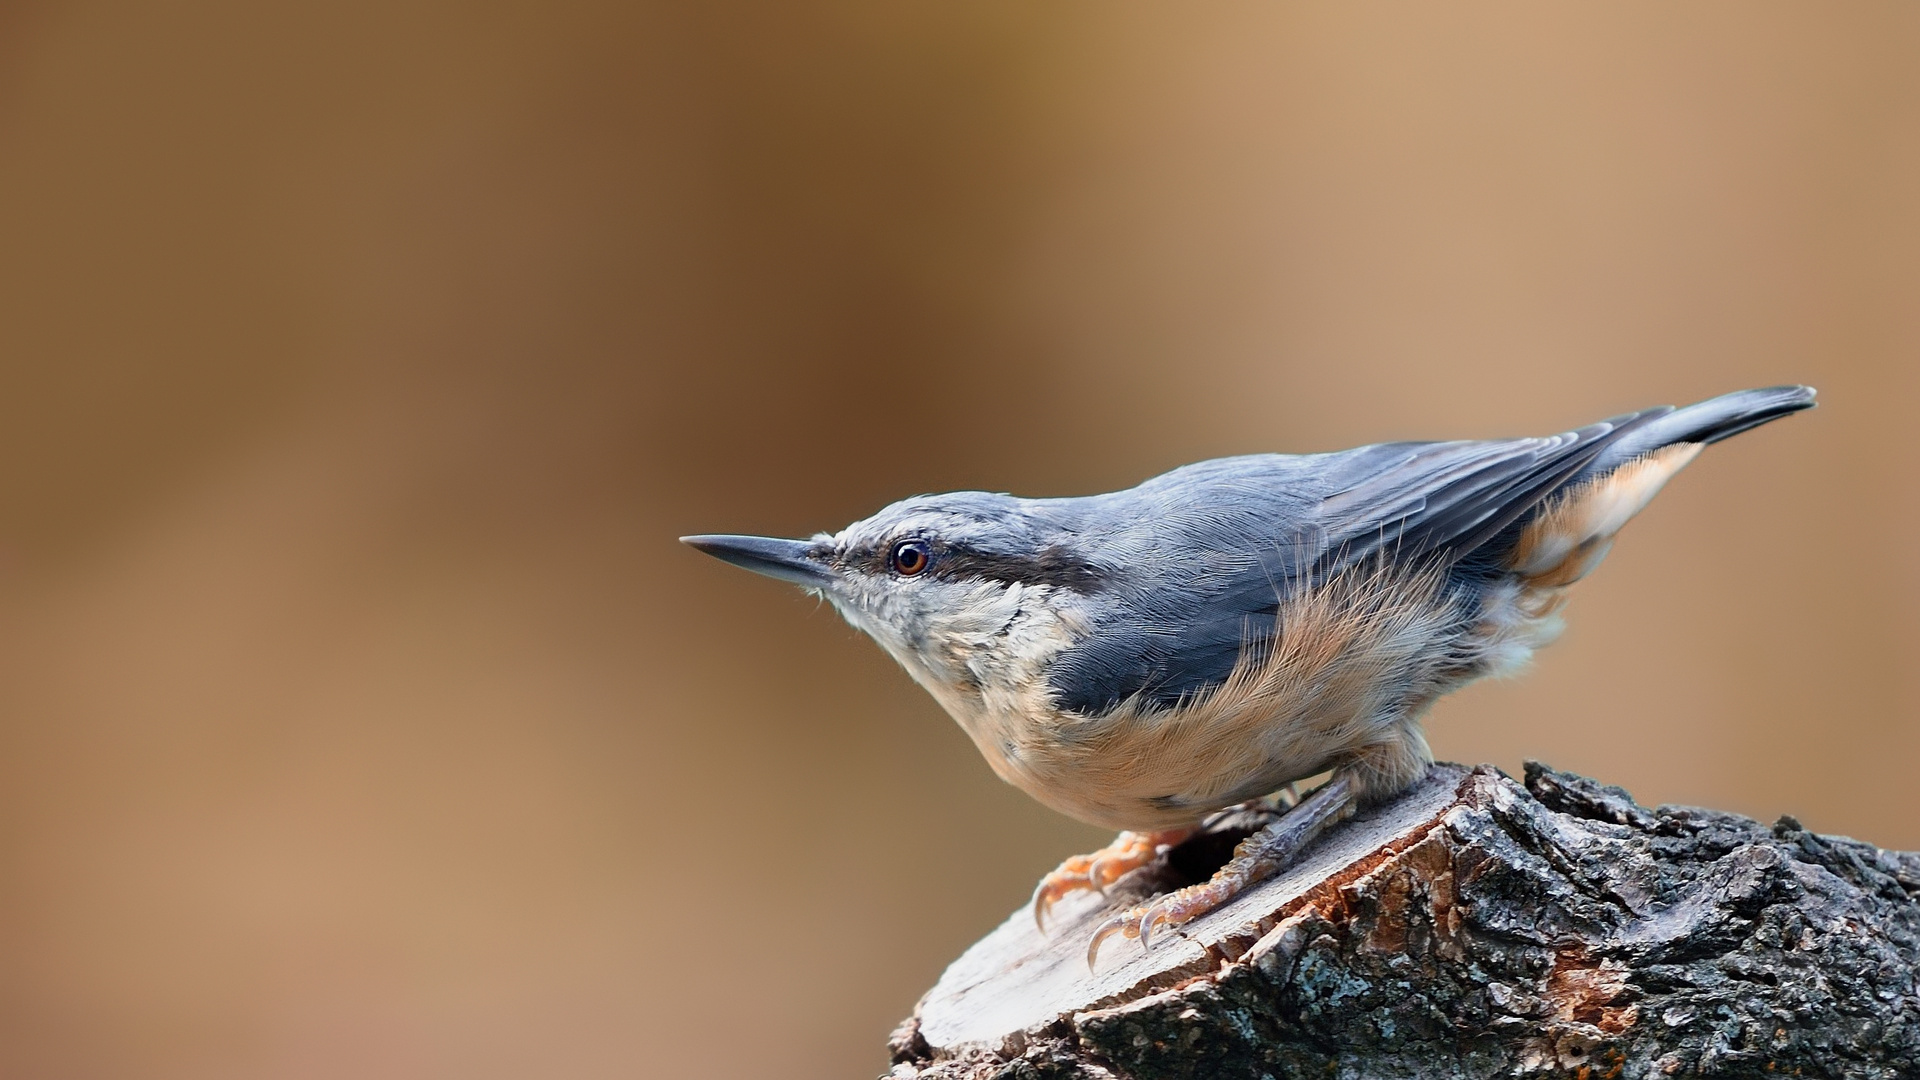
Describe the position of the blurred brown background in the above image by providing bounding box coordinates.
[0,2,1913,1077]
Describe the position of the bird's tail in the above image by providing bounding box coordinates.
[1582,385,1816,480]
[1471,384,1815,678]
[1506,384,1815,592]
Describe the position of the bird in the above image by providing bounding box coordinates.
[682,385,1815,966]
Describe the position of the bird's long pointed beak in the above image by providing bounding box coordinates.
[680,534,837,588]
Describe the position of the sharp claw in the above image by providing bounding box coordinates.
[1086,914,1128,970]
[1137,905,1163,952]
[1087,901,1176,968]
[1085,856,1110,895]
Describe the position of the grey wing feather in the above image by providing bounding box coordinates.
[1047,387,1813,716]
[1046,398,1759,716]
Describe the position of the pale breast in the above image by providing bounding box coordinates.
[946,560,1469,832]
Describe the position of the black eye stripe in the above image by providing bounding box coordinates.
[928,544,1108,592]
[852,538,1105,593]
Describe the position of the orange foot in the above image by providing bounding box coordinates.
[1031,827,1197,931]
[1086,774,1357,968]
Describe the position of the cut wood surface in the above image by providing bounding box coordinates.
[886,763,1920,1080]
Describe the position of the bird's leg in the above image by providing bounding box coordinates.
[1032,827,1198,931]
[1086,774,1356,968]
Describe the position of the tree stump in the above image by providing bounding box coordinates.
[885,763,1920,1079]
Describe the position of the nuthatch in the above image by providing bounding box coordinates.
[684,386,1814,965]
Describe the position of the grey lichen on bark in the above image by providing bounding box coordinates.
[887,763,1920,1080]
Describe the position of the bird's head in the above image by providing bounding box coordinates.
[683,492,1106,700]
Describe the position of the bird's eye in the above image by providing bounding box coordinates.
[890,539,931,577]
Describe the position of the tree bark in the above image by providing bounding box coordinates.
[886,763,1920,1080]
